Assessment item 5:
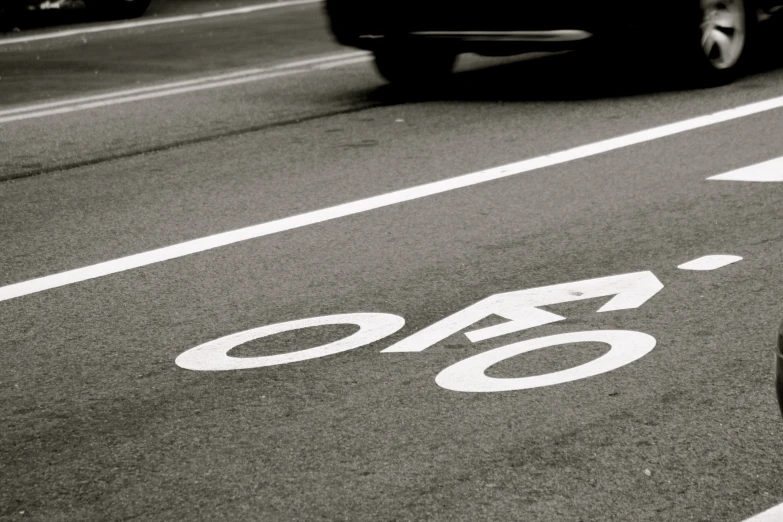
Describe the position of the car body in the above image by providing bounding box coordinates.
[325,0,783,85]
[327,0,653,52]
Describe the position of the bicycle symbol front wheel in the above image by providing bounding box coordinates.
[435,330,656,393]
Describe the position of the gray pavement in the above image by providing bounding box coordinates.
[1,2,782,521]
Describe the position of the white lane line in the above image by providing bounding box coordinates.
[3,93,783,303]
[742,501,783,521]
[0,0,321,46]
[0,52,370,124]
[708,156,783,182]
[677,255,743,270]
[0,52,366,118]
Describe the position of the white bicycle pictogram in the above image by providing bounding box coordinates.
[177,255,743,391]
[175,270,676,392]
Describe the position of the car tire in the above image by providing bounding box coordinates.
[83,0,152,20]
[373,45,456,87]
[672,0,756,86]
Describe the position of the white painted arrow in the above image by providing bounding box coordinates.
[708,157,783,182]
[382,271,664,352]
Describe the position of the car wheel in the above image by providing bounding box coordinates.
[373,45,456,87]
[676,0,756,85]
[83,0,152,20]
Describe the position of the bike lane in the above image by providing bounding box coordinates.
[2,102,783,520]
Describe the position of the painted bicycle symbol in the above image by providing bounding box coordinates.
[176,255,741,392]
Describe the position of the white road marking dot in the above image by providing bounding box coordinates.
[708,157,783,182]
[435,330,656,392]
[4,96,783,302]
[175,313,405,371]
[0,52,370,124]
[677,255,743,270]
[741,501,783,522]
[0,0,321,47]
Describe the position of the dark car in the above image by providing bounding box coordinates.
[325,0,783,86]
[777,321,783,417]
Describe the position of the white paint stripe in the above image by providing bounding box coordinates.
[0,54,370,124]
[0,52,367,118]
[677,255,743,270]
[0,0,321,46]
[3,94,783,302]
[741,501,783,521]
[708,156,783,182]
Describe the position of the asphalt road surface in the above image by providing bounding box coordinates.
[2,1,783,521]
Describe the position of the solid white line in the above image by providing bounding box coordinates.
[0,0,321,46]
[0,53,370,124]
[708,156,783,182]
[3,93,783,302]
[741,501,783,521]
[0,52,367,118]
